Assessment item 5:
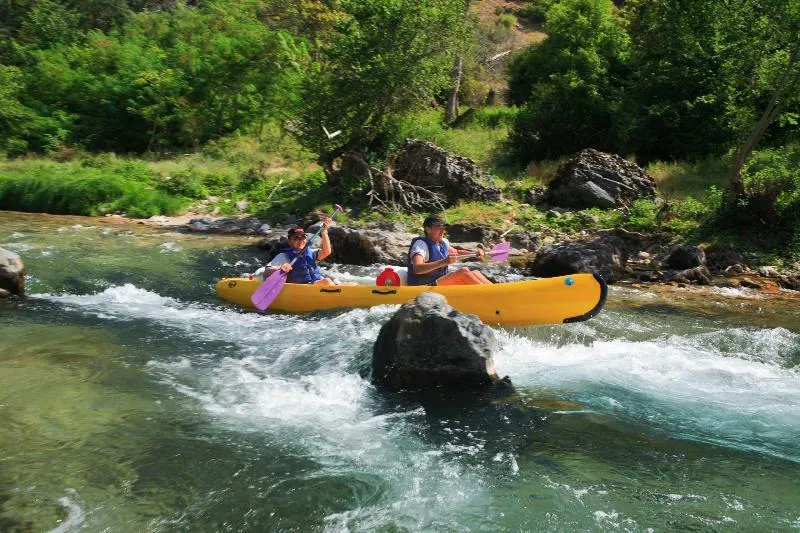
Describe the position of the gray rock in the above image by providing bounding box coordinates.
[704,244,744,271]
[670,266,712,285]
[0,247,25,296]
[528,236,627,282]
[507,232,542,253]
[372,293,503,391]
[665,245,706,270]
[390,139,502,205]
[757,266,780,278]
[546,149,657,209]
[724,264,746,277]
[446,223,498,243]
[777,274,800,291]
[189,221,210,232]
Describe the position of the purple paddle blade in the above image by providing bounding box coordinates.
[250,269,288,311]
[486,241,510,262]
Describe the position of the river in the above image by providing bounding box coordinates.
[1,211,799,532]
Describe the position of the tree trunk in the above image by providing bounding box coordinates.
[729,40,800,199]
[444,55,463,124]
[444,0,471,125]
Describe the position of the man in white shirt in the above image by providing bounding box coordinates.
[406,214,488,286]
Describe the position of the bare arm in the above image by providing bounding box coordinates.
[411,253,456,274]
[316,217,333,262]
[451,247,485,259]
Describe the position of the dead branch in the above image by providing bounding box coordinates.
[367,168,446,212]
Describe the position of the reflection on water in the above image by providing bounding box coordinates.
[1,211,800,531]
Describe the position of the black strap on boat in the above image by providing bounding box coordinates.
[319,288,342,293]
[372,289,397,295]
[563,272,608,323]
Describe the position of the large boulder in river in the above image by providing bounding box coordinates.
[372,292,506,391]
[528,235,628,282]
[390,139,502,205]
[665,244,706,270]
[545,149,657,209]
[445,222,498,244]
[0,247,25,297]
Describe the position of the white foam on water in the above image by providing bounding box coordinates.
[36,284,271,341]
[1,241,33,252]
[159,241,183,253]
[49,489,84,533]
[495,326,800,461]
[29,282,800,528]
[711,286,764,299]
[36,286,483,520]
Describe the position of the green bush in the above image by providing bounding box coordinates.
[498,14,517,29]
[473,106,520,128]
[201,172,237,196]
[517,1,555,24]
[237,166,269,192]
[741,146,800,218]
[252,169,330,220]
[0,167,184,217]
[625,199,658,231]
[156,169,208,199]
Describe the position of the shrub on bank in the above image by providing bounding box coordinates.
[0,160,185,217]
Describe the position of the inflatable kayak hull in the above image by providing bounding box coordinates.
[215,273,607,326]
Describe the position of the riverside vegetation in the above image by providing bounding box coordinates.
[0,0,798,266]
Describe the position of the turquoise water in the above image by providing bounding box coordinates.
[1,211,799,532]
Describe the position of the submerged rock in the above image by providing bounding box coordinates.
[372,292,509,392]
[0,247,25,297]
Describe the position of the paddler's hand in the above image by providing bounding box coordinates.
[280,263,293,273]
[474,248,485,259]
[444,254,458,265]
[320,216,332,231]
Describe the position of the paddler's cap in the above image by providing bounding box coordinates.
[287,226,307,238]
[423,214,446,227]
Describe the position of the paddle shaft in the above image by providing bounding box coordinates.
[251,205,343,311]
[458,242,509,261]
[289,204,342,266]
[286,205,343,267]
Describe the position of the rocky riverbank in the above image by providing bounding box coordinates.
[138,212,800,294]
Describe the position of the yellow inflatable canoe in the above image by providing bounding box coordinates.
[215,273,607,327]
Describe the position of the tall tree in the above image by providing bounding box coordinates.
[293,0,469,181]
[724,0,800,200]
[508,0,630,161]
[443,0,472,124]
[620,0,733,162]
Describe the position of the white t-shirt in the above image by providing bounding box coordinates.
[409,238,450,262]
[269,249,319,266]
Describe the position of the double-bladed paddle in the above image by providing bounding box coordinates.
[459,241,510,262]
[251,204,343,311]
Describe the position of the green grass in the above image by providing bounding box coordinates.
[646,156,730,201]
[394,106,521,178]
[0,158,185,217]
[0,127,319,218]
